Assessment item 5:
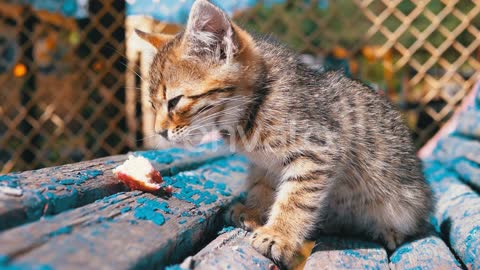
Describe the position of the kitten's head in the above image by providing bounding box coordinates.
[138,0,260,145]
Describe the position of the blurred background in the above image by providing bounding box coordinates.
[0,0,479,173]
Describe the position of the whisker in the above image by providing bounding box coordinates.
[185,120,239,134]
[189,97,248,122]
[105,44,147,82]
[192,99,253,125]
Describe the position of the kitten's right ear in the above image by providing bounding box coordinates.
[183,0,239,61]
[135,29,174,49]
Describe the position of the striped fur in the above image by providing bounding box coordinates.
[140,0,433,268]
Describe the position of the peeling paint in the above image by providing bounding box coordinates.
[218,226,235,235]
[0,175,21,188]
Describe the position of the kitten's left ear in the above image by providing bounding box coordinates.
[135,29,174,49]
[183,0,239,61]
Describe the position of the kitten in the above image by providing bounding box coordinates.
[138,0,433,267]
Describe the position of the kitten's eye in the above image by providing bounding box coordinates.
[168,95,183,111]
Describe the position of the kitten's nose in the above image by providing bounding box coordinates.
[158,130,168,140]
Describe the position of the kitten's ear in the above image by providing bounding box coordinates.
[135,29,174,49]
[183,0,239,61]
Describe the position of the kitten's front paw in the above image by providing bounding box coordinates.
[225,203,261,231]
[250,226,297,268]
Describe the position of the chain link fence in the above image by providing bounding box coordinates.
[0,1,136,173]
[1,0,480,172]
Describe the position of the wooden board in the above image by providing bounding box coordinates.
[0,143,228,231]
[389,234,461,269]
[0,132,477,270]
[424,160,480,269]
[456,110,480,139]
[0,154,249,269]
[173,228,275,270]
[303,236,389,270]
[431,135,480,190]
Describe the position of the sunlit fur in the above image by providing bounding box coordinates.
[140,0,433,268]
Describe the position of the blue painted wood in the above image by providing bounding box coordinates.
[0,143,228,232]
[172,228,275,270]
[456,110,480,139]
[304,236,389,270]
[0,154,249,269]
[433,136,480,161]
[423,161,480,269]
[416,82,480,269]
[389,234,461,269]
[432,136,480,190]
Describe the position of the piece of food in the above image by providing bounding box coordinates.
[0,186,23,197]
[113,155,163,192]
[164,185,173,194]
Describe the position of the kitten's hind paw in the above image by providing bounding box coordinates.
[373,228,406,251]
[250,226,298,269]
[224,203,261,231]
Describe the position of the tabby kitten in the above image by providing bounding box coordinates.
[138,0,433,267]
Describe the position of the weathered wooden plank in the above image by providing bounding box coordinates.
[303,236,389,270]
[423,160,480,269]
[455,110,480,139]
[432,135,480,190]
[0,154,249,269]
[389,234,461,269]
[172,228,275,270]
[433,136,480,162]
[448,158,480,192]
[0,142,227,231]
